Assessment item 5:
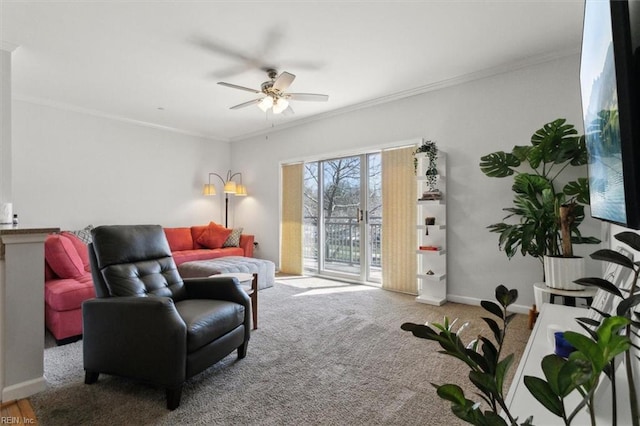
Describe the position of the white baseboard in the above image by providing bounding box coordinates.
[2,376,46,401]
[447,294,531,315]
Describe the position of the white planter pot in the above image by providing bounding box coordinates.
[543,256,586,290]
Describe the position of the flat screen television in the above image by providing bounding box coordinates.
[580,0,640,229]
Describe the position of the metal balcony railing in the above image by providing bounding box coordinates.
[303,216,381,267]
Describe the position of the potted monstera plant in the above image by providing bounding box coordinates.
[479,118,600,288]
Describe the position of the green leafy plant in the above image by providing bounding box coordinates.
[573,231,640,426]
[524,316,629,426]
[479,119,599,266]
[402,284,632,425]
[402,285,525,425]
[413,140,438,177]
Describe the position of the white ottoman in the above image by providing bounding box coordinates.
[178,256,275,290]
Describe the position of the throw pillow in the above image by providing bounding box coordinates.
[223,227,243,247]
[196,222,232,249]
[60,231,91,272]
[44,234,85,279]
[67,224,94,245]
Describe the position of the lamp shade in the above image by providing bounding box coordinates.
[223,181,237,194]
[203,184,216,196]
[235,184,247,196]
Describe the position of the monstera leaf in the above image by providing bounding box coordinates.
[530,118,581,166]
[563,178,590,205]
[480,151,520,177]
[480,119,600,260]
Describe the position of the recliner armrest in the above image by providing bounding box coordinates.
[183,276,250,306]
[82,296,187,387]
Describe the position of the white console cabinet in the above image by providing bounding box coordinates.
[505,303,633,425]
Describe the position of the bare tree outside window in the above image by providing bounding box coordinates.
[303,153,382,280]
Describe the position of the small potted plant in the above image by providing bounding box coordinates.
[414,140,438,191]
[479,118,600,287]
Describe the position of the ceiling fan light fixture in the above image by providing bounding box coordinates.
[272,97,289,114]
[220,69,327,115]
[257,95,274,112]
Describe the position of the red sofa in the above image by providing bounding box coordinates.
[44,223,254,343]
[164,224,254,265]
[44,232,96,343]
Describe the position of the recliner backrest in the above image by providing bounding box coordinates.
[90,224,186,301]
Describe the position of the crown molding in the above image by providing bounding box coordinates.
[13,94,230,143]
[230,46,581,142]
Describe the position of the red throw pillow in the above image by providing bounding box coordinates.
[195,222,232,249]
[44,234,85,279]
[60,231,90,272]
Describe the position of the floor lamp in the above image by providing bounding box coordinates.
[203,170,247,227]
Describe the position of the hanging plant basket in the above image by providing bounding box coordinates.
[413,140,437,175]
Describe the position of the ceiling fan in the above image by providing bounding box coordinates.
[218,69,329,115]
[191,31,323,78]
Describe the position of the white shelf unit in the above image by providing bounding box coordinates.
[415,151,447,306]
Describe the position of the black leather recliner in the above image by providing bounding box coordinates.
[82,224,251,410]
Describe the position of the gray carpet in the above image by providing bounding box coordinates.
[32,277,530,425]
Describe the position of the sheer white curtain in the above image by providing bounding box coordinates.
[381,146,417,294]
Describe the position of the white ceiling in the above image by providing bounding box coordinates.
[0,1,585,142]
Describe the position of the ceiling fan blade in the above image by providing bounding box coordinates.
[191,35,252,62]
[272,72,296,92]
[287,93,329,102]
[218,82,261,94]
[230,98,262,110]
[260,27,283,58]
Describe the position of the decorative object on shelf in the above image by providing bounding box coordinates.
[0,202,12,224]
[402,284,631,426]
[203,170,247,227]
[479,119,600,285]
[412,140,437,175]
[527,304,538,329]
[419,190,441,201]
[553,331,576,358]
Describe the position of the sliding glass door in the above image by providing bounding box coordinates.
[303,153,381,283]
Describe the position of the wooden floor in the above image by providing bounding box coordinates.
[0,399,38,424]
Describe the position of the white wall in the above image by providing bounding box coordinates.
[1,49,13,206]
[12,100,230,230]
[231,54,604,308]
[10,53,606,308]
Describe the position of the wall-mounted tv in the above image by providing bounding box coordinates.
[580,0,640,229]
